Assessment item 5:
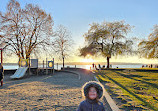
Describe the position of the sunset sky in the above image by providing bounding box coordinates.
[0,0,158,64]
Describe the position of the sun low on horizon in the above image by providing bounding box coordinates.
[81,58,96,63]
[80,54,96,63]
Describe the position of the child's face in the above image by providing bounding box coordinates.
[88,87,97,100]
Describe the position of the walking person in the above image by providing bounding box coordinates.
[77,81,105,111]
[0,64,4,86]
[98,64,101,70]
[95,65,97,70]
[92,63,95,70]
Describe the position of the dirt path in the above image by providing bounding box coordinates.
[0,69,107,111]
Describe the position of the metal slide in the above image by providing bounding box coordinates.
[10,67,28,79]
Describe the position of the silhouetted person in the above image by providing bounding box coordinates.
[92,63,94,69]
[102,65,105,69]
[95,65,97,70]
[0,64,4,86]
[98,64,101,70]
[151,64,153,68]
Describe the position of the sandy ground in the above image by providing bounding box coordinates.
[0,69,107,111]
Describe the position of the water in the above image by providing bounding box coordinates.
[3,64,143,70]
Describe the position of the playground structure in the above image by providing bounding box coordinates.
[10,67,28,79]
[10,58,55,79]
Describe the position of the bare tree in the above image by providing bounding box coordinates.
[53,25,73,69]
[0,0,54,61]
[80,21,133,68]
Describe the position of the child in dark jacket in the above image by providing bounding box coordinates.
[0,64,4,86]
[77,81,105,111]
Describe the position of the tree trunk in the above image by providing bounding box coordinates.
[63,57,64,70]
[107,57,110,68]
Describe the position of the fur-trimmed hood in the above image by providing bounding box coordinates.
[82,81,104,99]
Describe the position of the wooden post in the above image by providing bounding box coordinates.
[43,60,44,74]
[46,58,48,74]
[29,58,30,76]
[0,49,2,65]
[63,57,64,70]
[37,59,38,76]
[57,63,58,70]
[43,60,44,69]
[51,60,52,74]
[53,58,54,74]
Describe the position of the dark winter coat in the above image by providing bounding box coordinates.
[77,81,105,111]
[77,99,105,111]
[0,66,4,80]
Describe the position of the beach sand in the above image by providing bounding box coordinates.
[0,69,106,111]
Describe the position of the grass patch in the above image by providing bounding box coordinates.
[96,70,158,111]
